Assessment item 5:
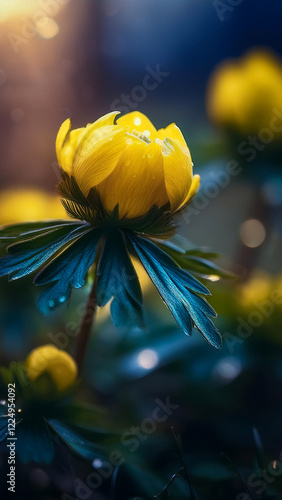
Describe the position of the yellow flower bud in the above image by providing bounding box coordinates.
[26,345,77,395]
[56,111,200,220]
[207,49,282,135]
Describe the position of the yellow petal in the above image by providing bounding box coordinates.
[97,139,167,219]
[58,126,85,174]
[72,125,126,197]
[56,112,120,175]
[56,118,71,171]
[157,123,189,153]
[178,174,200,210]
[161,138,193,212]
[117,111,157,139]
[82,111,120,135]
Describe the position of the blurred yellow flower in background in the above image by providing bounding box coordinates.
[0,188,67,225]
[207,48,282,135]
[26,345,77,399]
[274,274,282,293]
[237,271,273,308]
[56,111,200,220]
[235,271,282,344]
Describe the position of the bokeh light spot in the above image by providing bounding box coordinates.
[137,349,159,370]
[93,458,103,468]
[36,17,59,39]
[212,357,242,382]
[239,219,266,248]
[207,274,220,282]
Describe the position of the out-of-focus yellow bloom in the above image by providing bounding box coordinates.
[235,271,282,345]
[26,345,77,396]
[56,111,200,220]
[207,49,282,135]
[0,188,67,225]
[274,275,282,293]
[237,271,273,308]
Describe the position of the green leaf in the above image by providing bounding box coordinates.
[0,219,71,239]
[182,248,219,259]
[66,401,109,428]
[118,461,165,498]
[48,418,108,462]
[7,222,84,253]
[156,241,234,280]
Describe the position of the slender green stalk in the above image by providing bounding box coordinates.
[75,271,98,374]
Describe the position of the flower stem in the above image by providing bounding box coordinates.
[75,271,98,374]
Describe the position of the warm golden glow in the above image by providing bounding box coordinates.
[0,0,39,21]
[36,17,59,39]
[207,274,220,282]
[0,0,69,23]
